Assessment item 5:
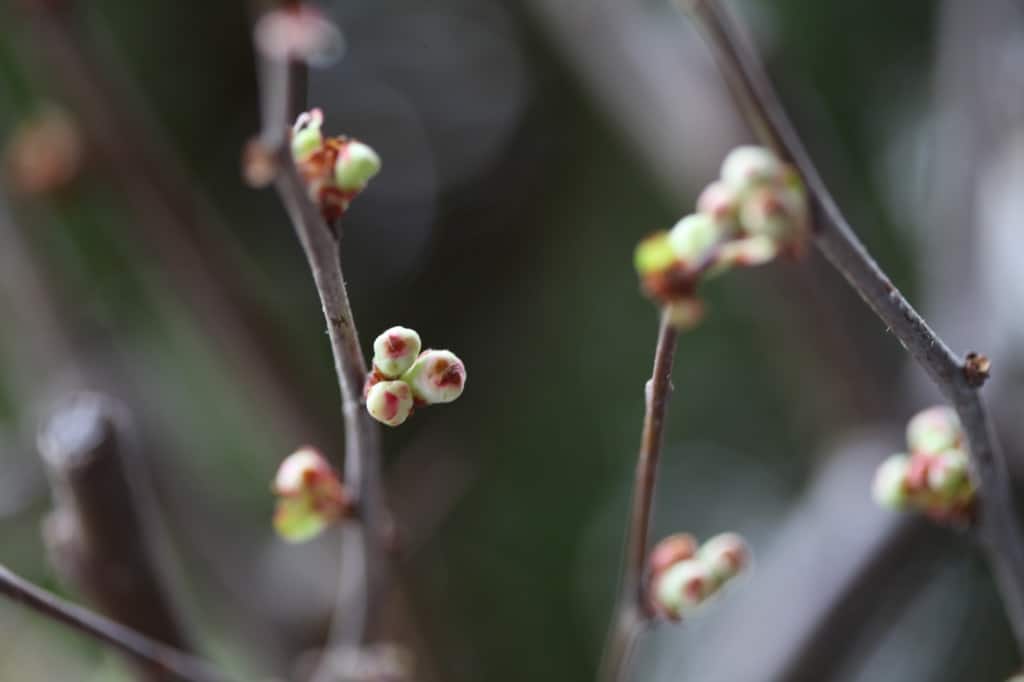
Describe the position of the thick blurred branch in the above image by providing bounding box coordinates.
[601,311,679,682]
[0,563,230,682]
[38,392,189,667]
[681,0,1024,651]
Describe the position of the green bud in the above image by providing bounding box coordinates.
[366,380,414,427]
[653,558,710,621]
[927,448,970,498]
[713,235,778,273]
[696,180,741,234]
[634,231,678,277]
[649,533,698,576]
[698,532,749,586]
[372,326,422,379]
[291,109,324,164]
[272,447,349,542]
[872,454,910,510]
[906,406,962,455]
[721,145,784,191]
[334,140,381,191]
[401,350,466,405]
[667,213,724,266]
[739,184,808,245]
[274,495,330,543]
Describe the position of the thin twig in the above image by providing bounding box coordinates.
[680,0,1024,650]
[601,310,680,682]
[0,564,230,682]
[252,13,385,655]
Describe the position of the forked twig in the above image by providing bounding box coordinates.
[680,0,1024,650]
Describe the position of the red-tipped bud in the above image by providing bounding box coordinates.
[652,559,711,621]
[272,447,350,542]
[906,406,962,455]
[696,180,741,234]
[699,532,749,585]
[402,350,466,405]
[649,533,698,576]
[366,380,414,427]
[372,326,422,379]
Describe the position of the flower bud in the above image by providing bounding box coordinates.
[652,559,710,621]
[334,140,381,191]
[699,532,749,585]
[696,180,741,234]
[366,380,414,427]
[401,350,466,405]
[272,447,349,542]
[372,326,422,379]
[721,145,784,191]
[713,235,778,271]
[634,231,678,278]
[906,406,962,455]
[926,448,970,498]
[872,454,910,510]
[739,184,808,245]
[291,109,324,164]
[668,213,725,266]
[649,533,698,576]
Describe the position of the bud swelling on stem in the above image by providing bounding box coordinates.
[272,446,349,542]
[872,453,910,510]
[366,380,415,427]
[335,140,381,191]
[402,350,466,405]
[699,532,749,584]
[372,326,422,379]
[906,406,962,455]
[668,213,724,267]
[291,109,324,164]
[652,559,710,621]
[721,145,784,191]
[649,533,698,576]
[696,180,741,234]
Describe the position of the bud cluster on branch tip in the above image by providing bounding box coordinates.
[872,406,975,523]
[633,146,808,329]
[272,447,352,542]
[364,326,466,427]
[290,109,381,223]
[648,532,749,621]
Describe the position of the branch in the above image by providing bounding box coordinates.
[38,392,190,666]
[0,563,230,682]
[250,8,386,654]
[600,310,680,682]
[680,0,1024,650]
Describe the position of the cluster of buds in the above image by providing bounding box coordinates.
[634,146,808,329]
[872,406,976,523]
[272,446,352,542]
[648,532,749,621]
[290,109,381,223]
[364,326,466,427]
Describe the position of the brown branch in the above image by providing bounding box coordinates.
[38,392,190,672]
[679,0,1024,650]
[0,563,230,682]
[250,7,386,656]
[600,310,680,682]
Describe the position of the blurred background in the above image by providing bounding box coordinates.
[1,0,1024,680]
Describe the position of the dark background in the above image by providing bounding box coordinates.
[2,0,1024,680]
